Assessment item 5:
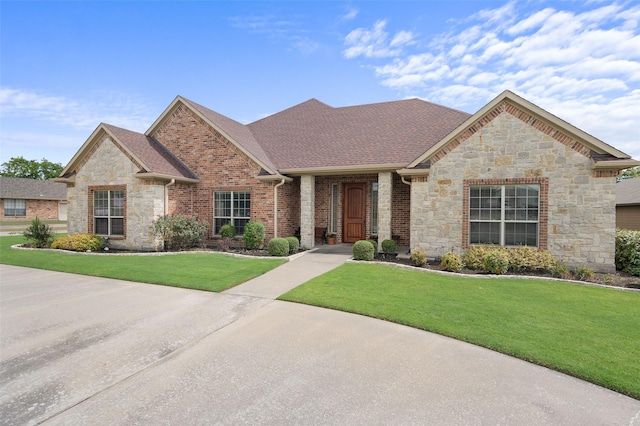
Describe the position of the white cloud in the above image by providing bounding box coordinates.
[341,7,358,21]
[343,20,415,59]
[0,88,154,132]
[344,1,640,159]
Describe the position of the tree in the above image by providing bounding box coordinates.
[0,157,63,180]
[620,166,640,180]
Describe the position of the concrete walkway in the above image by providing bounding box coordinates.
[2,247,640,425]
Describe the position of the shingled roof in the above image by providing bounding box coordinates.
[247,98,472,171]
[0,176,66,200]
[617,178,640,206]
[102,124,198,180]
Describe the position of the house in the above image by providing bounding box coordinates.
[55,90,639,272]
[616,178,640,230]
[0,176,67,220]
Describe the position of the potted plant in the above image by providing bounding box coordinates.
[326,233,337,245]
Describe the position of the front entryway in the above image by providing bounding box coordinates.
[343,182,366,243]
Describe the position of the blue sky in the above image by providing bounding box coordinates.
[1,0,639,167]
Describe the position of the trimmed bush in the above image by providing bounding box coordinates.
[441,252,463,272]
[483,250,510,274]
[410,247,427,267]
[52,234,104,252]
[463,246,501,270]
[353,240,375,261]
[243,221,265,249]
[551,263,572,280]
[615,228,640,276]
[508,246,558,273]
[23,217,54,248]
[268,238,289,256]
[153,214,208,250]
[219,223,236,238]
[367,239,379,256]
[381,239,397,254]
[286,236,299,254]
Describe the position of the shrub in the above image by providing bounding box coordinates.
[551,263,572,280]
[508,246,558,273]
[410,248,427,267]
[153,214,208,250]
[483,250,510,274]
[243,221,265,249]
[615,228,640,276]
[367,239,379,256]
[23,217,54,248]
[268,238,289,256]
[381,239,397,254]
[219,223,236,238]
[574,266,595,281]
[52,234,104,252]
[286,236,299,254]
[463,246,499,270]
[353,240,374,261]
[440,252,464,272]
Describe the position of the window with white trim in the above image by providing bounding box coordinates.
[93,190,124,236]
[4,199,26,217]
[214,191,250,235]
[469,184,539,247]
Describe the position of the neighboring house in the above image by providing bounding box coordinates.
[55,90,639,272]
[0,176,68,220]
[616,178,640,231]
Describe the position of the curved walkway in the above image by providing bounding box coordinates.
[1,252,639,425]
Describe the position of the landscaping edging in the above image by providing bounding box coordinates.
[11,244,312,262]
[348,259,640,293]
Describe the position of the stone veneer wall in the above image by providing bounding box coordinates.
[66,135,164,250]
[411,107,617,272]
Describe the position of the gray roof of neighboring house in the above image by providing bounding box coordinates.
[103,123,199,180]
[616,178,640,206]
[0,176,67,200]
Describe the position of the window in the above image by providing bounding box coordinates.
[93,190,124,236]
[4,199,26,217]
[330,184,338,234]
[371,182,379,235]
[214,191,250,235]
[469,184,539,247]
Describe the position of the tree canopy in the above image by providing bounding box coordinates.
[620,166,640,180]
[0,157,64,180]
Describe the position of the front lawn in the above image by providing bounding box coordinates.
[0,235,286,292]
[279,263,640,399]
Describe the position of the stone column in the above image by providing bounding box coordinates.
[300,175,315,248]
[410,177,429,253]
[377,172,392,251]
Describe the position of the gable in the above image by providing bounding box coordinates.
[403,91,638,175]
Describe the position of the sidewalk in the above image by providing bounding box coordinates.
[223,246,352,299]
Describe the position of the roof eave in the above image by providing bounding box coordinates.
[255,174,294,182]
[135,172,199,184]
[592,159,640,170]
[396,168,430,177]
[279,163,406,176]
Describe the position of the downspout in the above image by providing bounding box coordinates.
[401,176,411,186]
[273,179,286,238]
[164,179,175,215]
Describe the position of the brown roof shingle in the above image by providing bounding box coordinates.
[247,98,472,170]
[103,123,198,180]
[617,178,640,205]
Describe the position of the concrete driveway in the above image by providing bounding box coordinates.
[1,265,639,425]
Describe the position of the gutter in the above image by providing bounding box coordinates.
[164,179,175,215]
[273,178,286,238]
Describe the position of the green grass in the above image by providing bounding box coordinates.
[279,263,640,399]
[0,235,286,292]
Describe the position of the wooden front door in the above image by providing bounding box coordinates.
[343,183,366,243]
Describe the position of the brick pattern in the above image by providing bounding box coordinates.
[461,178,549,250]
[150,104,289,242]
[0,199,60,220]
